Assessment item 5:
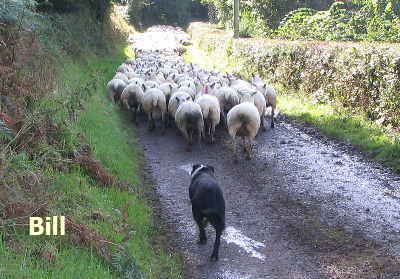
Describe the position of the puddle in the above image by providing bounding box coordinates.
[179,163,193,175]
[222,226,266,261]
[216,270,252,279]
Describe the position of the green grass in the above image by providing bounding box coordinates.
[0,232,117,279]
[185,38,400,172]
[0,46,184,279]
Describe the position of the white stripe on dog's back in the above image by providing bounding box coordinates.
[191,164,207,178]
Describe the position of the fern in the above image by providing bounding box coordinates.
[0,119,13,140]
[112,246,144,279]
[0,0,38,25]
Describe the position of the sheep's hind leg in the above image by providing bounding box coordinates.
[184,129,192,152]
[147,113,155,132]
[132,107,138,125]
[161,113,166,135]
[210,124,215,144]
[232,136,238,163]
[245,137,252,160]
[261,115,267,132]
[271,106,275,129]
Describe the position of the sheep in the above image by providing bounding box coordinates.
[253,83,277,129]
[195,94,220,144]
[175,100,204,152]
[211,85,240,127]
[129,78,145,88]
[227,102,260,162]
[168,91,192,120]
[143,80,159,89]
[106,78,127,105]
[178,86,196,99]
[237,88,268,132]
[158,82,177,107]
[116,64,132,73]
[125,72,140,80]
[125,58,136,65]
[120,84,144,124]
[142,88,167,133]
[113,73,129,83]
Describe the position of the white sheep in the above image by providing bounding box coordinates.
[143,80,159,89]
[120,84,144,124]
[175,100,204,151]
[142,88,167,133]
[113,73,129,83]
[237,88,268,132]
[227,102,260,162]
[195,94,220,143]
[106,78,127,105]
[158,82,177,106]
[253,83,277,129]
[211,84,240,126]
[168,91,192,126]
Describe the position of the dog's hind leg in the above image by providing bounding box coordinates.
[210,225,222,261]
[193,210,207,244]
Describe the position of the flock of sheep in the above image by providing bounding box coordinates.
[106,26,277,162]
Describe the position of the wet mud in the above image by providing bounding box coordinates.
[135,113,400,279]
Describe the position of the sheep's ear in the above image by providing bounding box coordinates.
[186,96,191,101]
[142,84,146,91]
[210,83,215,89]
[169,84,173,90]
[207,165,215,173]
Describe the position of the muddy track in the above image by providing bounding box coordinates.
[133,112,400,279]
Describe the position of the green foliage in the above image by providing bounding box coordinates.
[276,1,400,42]
[128,0,207,29]
[35,0,112,22]
[202,0,400,42]
[112,246,144,279]
[201,0,335,34]
[0,120,13,140]
[0,0,37,26]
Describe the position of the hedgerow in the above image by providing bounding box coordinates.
[202,0,400,43]
[189,23,400,127]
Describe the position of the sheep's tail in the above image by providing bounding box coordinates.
[152,96,159,108]
[237,112,251,124]
[185,111,202,127]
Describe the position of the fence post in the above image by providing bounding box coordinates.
[233,0,239,38]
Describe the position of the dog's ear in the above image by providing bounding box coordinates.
[207,165,215,174]
[191,164,200,175]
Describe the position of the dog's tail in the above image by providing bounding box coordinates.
[201,192,225,231]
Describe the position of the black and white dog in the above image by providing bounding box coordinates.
[189,164,225,261]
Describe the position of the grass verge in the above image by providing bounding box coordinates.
[1,4,184,277]
[1,45,184,279]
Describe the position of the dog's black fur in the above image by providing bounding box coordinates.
[189,164,225,261]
